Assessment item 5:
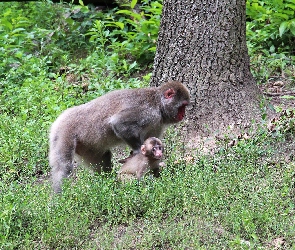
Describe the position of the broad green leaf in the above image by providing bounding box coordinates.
[129,61,137,70]
[11,28,26,34]
[3,8,12,17]
[282,9,294,15]
[115,22,124,30]
[252,3,259,9]
[105,21,124,30]
[290,20,295,35]
[274,13,289,20]
[1,19,13,31]
[290,27,295,35]
[286,3,295,10]
[65,18,74,26]
[152,2,163,8]
[79,0,84,6]
[279,21,289,36]
[116,10,141,20]
[131,0,138,9]
[148,46,156,52]
[269,45,275,53]
[80,6,89,13]
[89,36,95,42]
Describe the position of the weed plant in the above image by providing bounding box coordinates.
[1,127,294,248]
[246,0,295,55]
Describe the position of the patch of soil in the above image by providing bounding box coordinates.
[261,76,295,111]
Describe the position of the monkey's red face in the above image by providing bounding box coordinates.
[176,101,189,121]
[162,85,190,123]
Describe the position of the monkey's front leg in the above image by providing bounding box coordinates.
[110,112,146,153]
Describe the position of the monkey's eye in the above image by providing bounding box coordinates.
[153,146,162,151]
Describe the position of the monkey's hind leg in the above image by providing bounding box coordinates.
[101,150,112,172]
[82,150,113,173]
[49,142,75,194]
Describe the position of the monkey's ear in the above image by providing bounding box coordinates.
[141,145,146,155]
[164,88,175,99]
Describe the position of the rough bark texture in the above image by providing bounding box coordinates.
[150,0,262,141]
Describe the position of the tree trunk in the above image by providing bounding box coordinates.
[150,0,261,141]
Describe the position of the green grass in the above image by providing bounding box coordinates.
[1,131,295,249]
[0,1,295,249]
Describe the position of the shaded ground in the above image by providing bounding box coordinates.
[261,76,295,165]
[262,76,295,111]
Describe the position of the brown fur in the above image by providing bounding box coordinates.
[117,137,165,182]
[49,81,189,193]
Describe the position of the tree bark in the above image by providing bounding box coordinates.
[151,0,261,140]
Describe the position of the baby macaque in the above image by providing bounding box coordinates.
[118,137,165,182]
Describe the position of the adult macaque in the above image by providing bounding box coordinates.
[117,137,165,182]
[49,81,190,193]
